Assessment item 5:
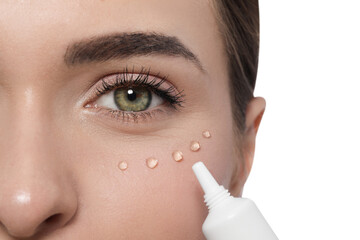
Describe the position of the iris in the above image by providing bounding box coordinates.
[114,87,152,112]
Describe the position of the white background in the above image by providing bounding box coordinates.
[245,0,360,239]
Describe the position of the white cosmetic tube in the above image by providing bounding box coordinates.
[192,161,279,240]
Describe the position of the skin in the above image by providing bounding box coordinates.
[0,0,265,239]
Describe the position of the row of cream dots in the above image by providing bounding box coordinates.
[118,130,212,171]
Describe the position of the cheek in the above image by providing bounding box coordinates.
[64,115,235,237]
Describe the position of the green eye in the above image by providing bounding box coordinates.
[114,87,152,112]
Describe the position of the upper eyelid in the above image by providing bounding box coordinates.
[95,72,171,96]
[95,67,169,92]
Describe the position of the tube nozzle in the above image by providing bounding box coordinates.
[192,161,220,196]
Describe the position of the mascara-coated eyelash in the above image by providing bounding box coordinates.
[87,66,186,123]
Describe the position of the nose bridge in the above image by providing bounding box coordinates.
[5,84,54,162]
[0,85,78,238]
[11,85,51,142]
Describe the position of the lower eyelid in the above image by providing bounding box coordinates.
[84,101,173,124]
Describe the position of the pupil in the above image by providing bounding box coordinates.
[127,89,136,101]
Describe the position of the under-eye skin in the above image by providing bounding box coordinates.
[84,66,186,124]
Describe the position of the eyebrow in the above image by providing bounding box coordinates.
[63,32,205,73]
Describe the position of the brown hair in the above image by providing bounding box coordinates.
[211,0,260,134]
[211,0,260,193]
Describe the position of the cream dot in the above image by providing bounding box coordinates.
[118,161,128,171]
[202,130,211,138]
[146,157,159,169]
[172,151,183,162]
[190,141,201,152]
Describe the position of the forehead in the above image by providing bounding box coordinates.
[0,0,222,72]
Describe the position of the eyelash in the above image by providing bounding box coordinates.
[90,66,186,123]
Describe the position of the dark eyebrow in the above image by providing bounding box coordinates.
[63,32,205,73]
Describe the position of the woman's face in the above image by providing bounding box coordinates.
[0,0,263,239]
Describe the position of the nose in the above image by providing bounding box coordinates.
[0,184,78,238]
[0,88,78,238]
